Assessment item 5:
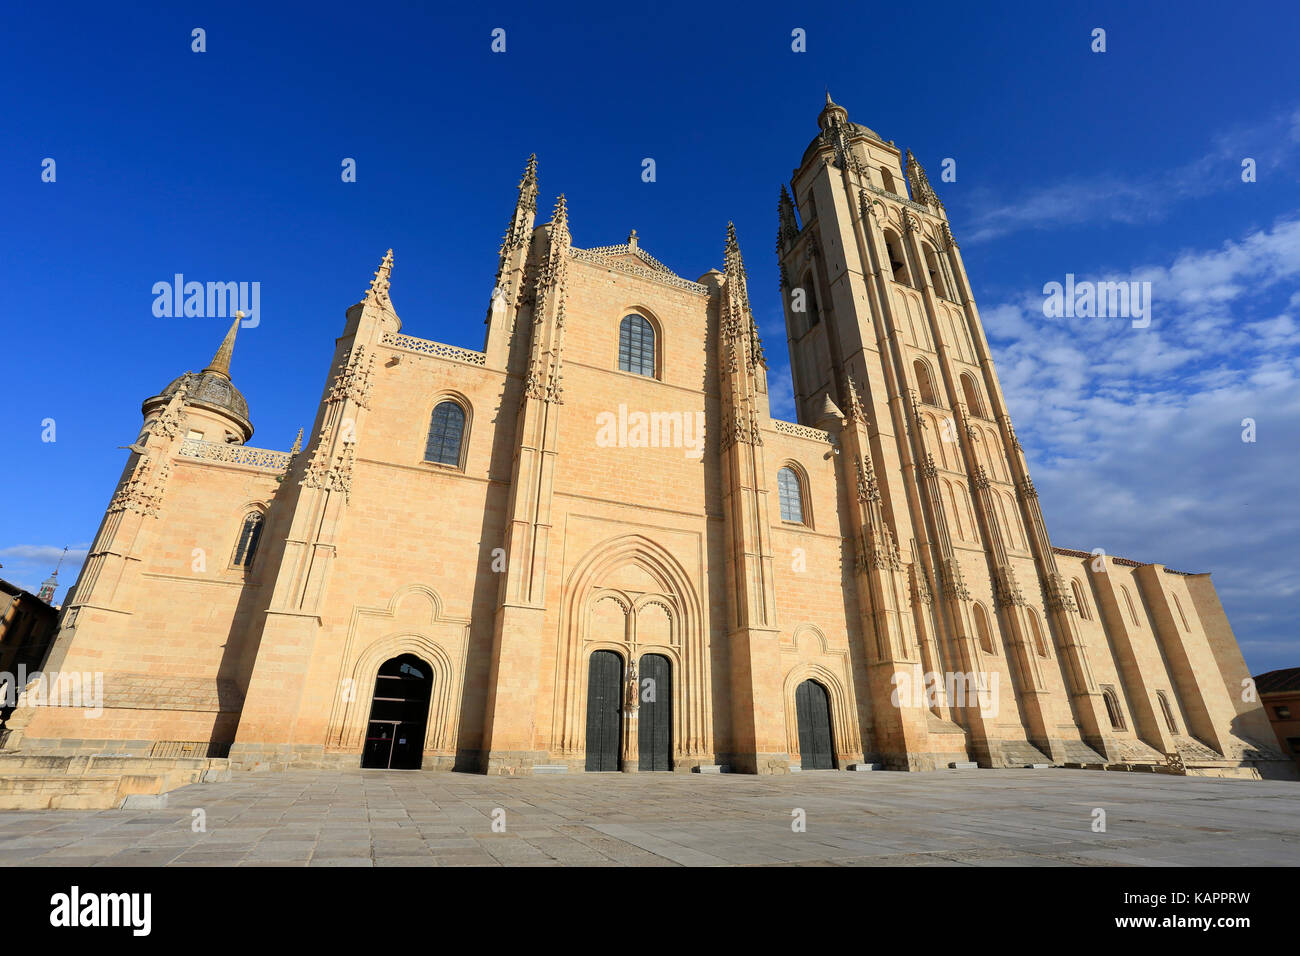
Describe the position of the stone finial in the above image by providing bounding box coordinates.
[628,229,638,250]
[203,314,242,378]
[521,153,538,189]
[289,427,303,456]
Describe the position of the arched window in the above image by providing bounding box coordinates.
[1072,579,1092,620]
[973,603,995,654]
[1172,593,1190,631]
[924,245,950,299]
[777,466,805,524]
[1102,686,1126,730]
[1120,585,1140,626]
[960,373,985,418]
[883,230,912,287]
[913,359,937,405]
[618,313,656,377]
[1156,691,1179,734]
[879,165,897,194]
[425,400,466,466]
[1027,610,1048,657]
[231,511,264,569]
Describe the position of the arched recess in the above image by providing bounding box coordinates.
[554,534,707,760]
[325,584,470,758]
[781,662,861,761]
[973,602,995,654]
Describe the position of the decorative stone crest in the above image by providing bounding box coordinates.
[854,454,881,504]
[909,563,933,606]
[1044,573,1077,613]
[994,565,1027,608]
[939,557,971,602]
[108,454,171,518]
[1017,476,1038,500]
[328,345,375,410]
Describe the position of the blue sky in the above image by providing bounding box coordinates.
[3,1,1298,673]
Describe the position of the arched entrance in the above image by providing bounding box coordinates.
[585,650,622,771]
[795,679,835,770]
[361,654,433,770]
[638,653,672,771]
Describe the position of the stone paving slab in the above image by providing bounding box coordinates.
[0,768,1294,867]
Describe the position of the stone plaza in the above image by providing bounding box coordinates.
[0,768,1295,867]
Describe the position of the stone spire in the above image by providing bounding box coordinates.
[202,315,242,378]
[777,184,799,252]
[366,249,394,302]
[499,154,538,257]
[723,223,766,371]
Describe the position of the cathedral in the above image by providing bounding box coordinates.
[7,95,1290,779]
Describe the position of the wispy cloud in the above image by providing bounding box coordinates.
[961,107,1300,243]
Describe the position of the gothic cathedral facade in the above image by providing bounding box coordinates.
[8,96,1289,779]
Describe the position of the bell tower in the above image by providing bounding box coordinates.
[777,94,1122,767]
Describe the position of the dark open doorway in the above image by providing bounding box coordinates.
[362,654,433,770]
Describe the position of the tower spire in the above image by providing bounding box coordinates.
[203,314,242,377]
[36,546,68,604]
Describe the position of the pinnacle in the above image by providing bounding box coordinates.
[202,315,241,378]
[367,249,394,300]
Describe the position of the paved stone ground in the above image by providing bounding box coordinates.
[0,768,1295,867]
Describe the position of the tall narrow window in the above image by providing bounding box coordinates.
[1027,610,1048,657]
[961,373,985,418]
[1172,593,1190,631]
[883,231,912,287]
[1156,691,1179,734]
[973,603,995,654]
[924,246,949,299]
[1121,585,1140,626]
[618,314,656,377]
[913,359,937,405]
[1102,686,1126,730]
[880,165,897,194]
[1072,579,1091,620]
[425,400,466,466]
[231,511,264,568]
[777,467,805,524]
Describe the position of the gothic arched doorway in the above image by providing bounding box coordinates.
[795,679,835,770]
[638,653,672,771]
[362,654,433,770]
[585,650,622,771]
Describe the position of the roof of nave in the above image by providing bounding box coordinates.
[581,230,679,278]
[1051,546,1195,576]
[1254,667,1300,694]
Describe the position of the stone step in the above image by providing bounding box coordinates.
[532,765,569,774]
[948,761,979,769]
[846,763,881,771]
[692,764,729,774]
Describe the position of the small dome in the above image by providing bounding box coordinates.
[149,370,250,424]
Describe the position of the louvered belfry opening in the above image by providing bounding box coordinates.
[361,654,434,770]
